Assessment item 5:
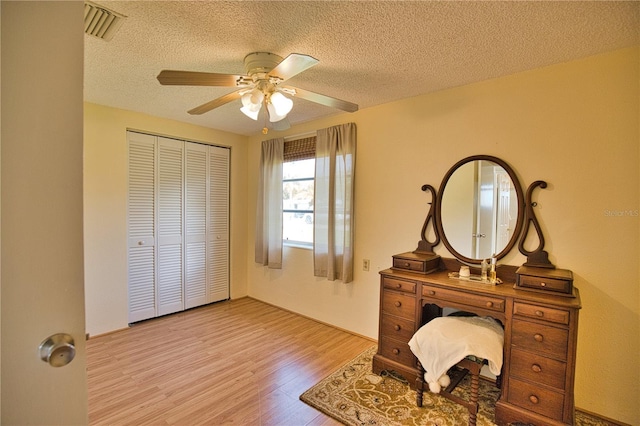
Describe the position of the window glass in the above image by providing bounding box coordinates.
[283,159,314,244]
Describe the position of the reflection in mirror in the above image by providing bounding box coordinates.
[440,159,520,261]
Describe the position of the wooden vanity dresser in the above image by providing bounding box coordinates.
[375,155,583,425]
[373,258,581,425]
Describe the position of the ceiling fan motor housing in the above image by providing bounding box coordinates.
[243,52,283,76]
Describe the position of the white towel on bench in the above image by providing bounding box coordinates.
[408,316,504,393]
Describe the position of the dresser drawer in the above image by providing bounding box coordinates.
[383,277,416,294]
[507,377,564,419]
[380,336,415,366]
[393,257,426,272]
[422,285,505,313]
[510,348,566,390]
[382,291,416,320]
[381,313,415,342]
[518,274,572,294]
[511,319,569,360]
[516,266,573,295]
[392,251,440,274]
[514,302,570,325]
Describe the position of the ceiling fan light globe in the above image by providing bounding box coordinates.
[250,89,264,105]
[270,92,293,116]
[240,105,260,120]
[241,92,253,108]
[241,89,264,109]
[267,102,288,123]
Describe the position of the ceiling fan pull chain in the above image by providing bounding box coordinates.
[262,100,269,134]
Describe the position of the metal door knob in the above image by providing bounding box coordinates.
[39,333,76,367]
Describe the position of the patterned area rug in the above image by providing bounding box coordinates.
[300,346,611,426]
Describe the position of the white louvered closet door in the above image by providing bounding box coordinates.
[157,137,185,316]
[208,145,230,302]
[127,132,157,323]
[128,132,229,322]
[184,142,208,309]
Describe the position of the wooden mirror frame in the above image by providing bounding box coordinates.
[433,155,525,265]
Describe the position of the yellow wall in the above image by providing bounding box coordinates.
[83,104,248,335]
[84,47,638,423]
[245,47,639,423]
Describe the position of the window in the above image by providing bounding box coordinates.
[255,124,355,280]
[283,158,314,244]
[282,136,316,246]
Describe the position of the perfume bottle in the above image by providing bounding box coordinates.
[489,257,497,284]
[481,259,488,281]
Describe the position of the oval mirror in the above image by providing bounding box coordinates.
[435,155,524,264]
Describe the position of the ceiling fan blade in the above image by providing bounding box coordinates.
[289,87,359,113]
[270,54,319,81]
[188,90,243,115]
[157,70,244,87]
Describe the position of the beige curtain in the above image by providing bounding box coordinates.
[313,123,357,283]
[255,138,284,268]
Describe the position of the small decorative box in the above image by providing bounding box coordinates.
[392,251,441,275]
[515,266,574,297]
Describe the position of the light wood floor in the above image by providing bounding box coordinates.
[87,297,375,425]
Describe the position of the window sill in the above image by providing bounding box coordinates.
[283,241,313,250]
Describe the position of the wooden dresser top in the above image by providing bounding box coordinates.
[380,268,581,310]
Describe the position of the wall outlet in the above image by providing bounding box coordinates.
[363,259,370,271]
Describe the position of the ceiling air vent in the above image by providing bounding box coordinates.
[84,1,126,41]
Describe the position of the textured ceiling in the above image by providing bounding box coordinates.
[84,1,639,136]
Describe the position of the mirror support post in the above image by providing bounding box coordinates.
[518,180,555,269]
[415,184,440,254]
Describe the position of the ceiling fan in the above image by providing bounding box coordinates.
[157,52,358,132]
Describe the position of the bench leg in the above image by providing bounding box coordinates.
[468,370,479,426]
[416,361,424,407]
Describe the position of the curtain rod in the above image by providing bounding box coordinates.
[284,131,316,142]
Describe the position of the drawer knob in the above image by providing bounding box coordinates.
[396,283,402,289]
[485,301,493,308]
[534,334,544,342]
[428,290,436,296]
[404,262,410,267]
[394,301,402,308]
[535,310,544,317]
[540,282,547,287]
[393,348,400,355]
[529,395,540,404]
[394,324,401,331]
[531,364,542,373]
